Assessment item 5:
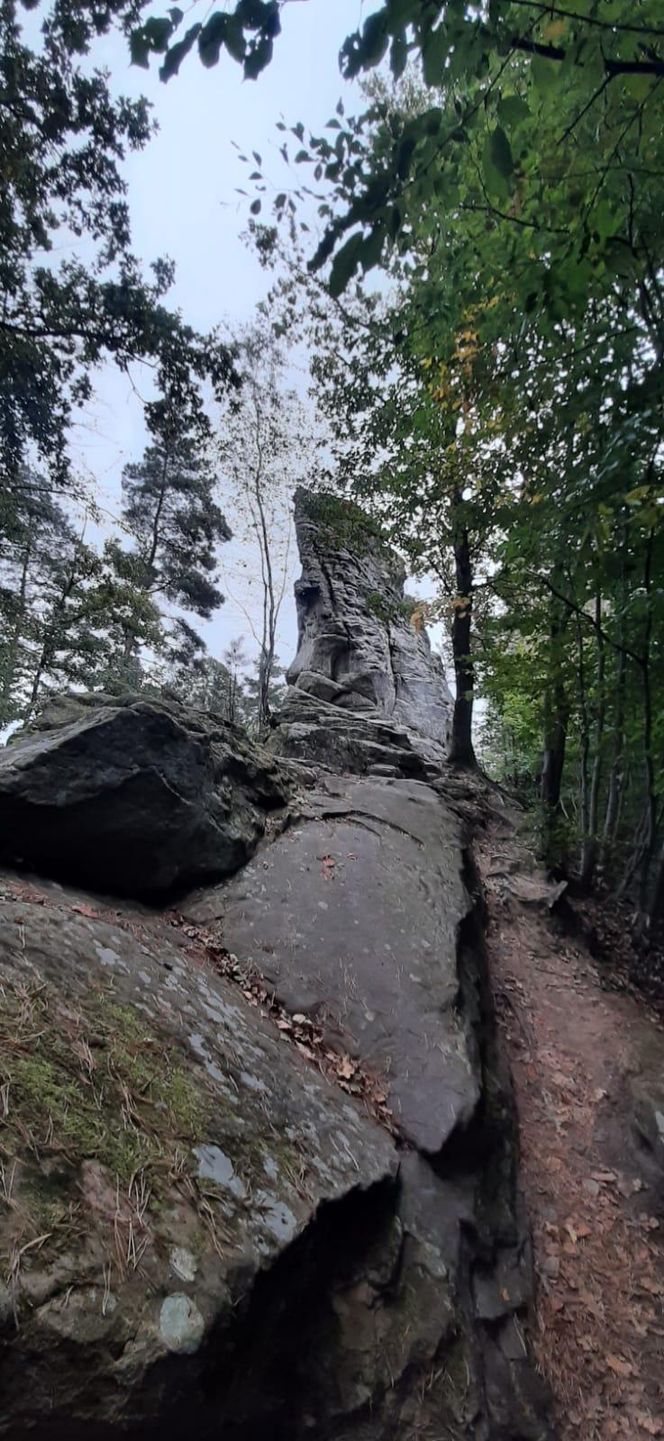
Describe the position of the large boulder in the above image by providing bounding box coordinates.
[287,490,452,747]
[0,692,290,897]
[0,874,396,1437]
[183,770,551,1440]
[0,497,552,1439]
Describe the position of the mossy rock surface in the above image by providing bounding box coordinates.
[0,873,395,1434]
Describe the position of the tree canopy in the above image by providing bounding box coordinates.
[2,0,664,934]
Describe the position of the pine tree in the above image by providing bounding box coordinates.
[118,410,232,668]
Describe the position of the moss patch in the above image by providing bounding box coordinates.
[300,491,389,559]
[0,980,208,1232]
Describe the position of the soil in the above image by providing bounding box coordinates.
[477,806,664,1441]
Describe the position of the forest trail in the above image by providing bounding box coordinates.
[477,810,664,1441]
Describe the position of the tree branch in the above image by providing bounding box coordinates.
[539,574,643,666]
[506,0,664,40]
[511,32,664,78]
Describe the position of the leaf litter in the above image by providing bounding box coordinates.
[478,814,664,1441]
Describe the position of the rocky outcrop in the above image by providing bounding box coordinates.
[0,872,395,1437]
[287,489,452,748]
[271,685,441,780]
[0,692,290,897]
[0,498,551,1439]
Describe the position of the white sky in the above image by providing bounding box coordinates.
[64,0,376,674]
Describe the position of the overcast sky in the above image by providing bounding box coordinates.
[65,0,376,674]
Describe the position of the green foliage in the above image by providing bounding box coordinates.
[302,491,388,557]
[245,10,664,908]
[0,982,207,1188]
[0,0,236,491]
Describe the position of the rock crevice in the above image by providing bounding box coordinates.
[0,494,551,1440]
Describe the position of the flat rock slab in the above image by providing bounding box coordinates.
[0,882,395,1434]
[187,776,479,1155]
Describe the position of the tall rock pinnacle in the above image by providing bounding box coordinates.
[286,489,452,746]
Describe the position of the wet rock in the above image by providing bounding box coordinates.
[0,692,290,897]
[287,489,452,745]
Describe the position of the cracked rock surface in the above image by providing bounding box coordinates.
[0,497,552,1440]
[186,774,479,1154]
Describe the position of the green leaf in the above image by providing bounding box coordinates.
[328,232,364,297]
[421,23,449,88]
[531,54,558,91]
[359,12,390,68]
[360,225,385,273]
[143,16,173,52]
[198,13,227,67]
[390,30,408,80]
[624,73,654,102]
[223,16,246,62]
[129,29,151,67]
[489,125,513,178]
[396,134,417,181]
[498,95,530,128]
[160,23,201,80]
[592,200,616,240]
[244,35,273,79]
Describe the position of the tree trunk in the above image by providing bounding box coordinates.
[647,838,664,934]
[601,645,627,871]
[448,513,475,767]
[637,531,657,929]
[541,591,569,868]
[580,591,606,891]
[1,535,31,720]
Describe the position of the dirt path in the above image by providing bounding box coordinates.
[477,811,664,1441]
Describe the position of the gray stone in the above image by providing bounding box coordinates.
[0,878,396,1433]
[271,685,437,781]
[159,1295,206,1354]
[188,775,479,1154]
[0,495,552,1440]
[0,691,290,896]
[631,1077,664,1166]
[286,489,452,745]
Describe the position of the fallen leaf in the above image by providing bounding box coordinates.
[639,1276,663,1296]
[635,1415,662,1437]
[606,1354,633,1378]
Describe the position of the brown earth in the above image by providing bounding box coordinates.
[477,805,664,1441]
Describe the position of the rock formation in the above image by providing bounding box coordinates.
[287,489,453,748]
[0,497,552,1439]
[0,692,290,896]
